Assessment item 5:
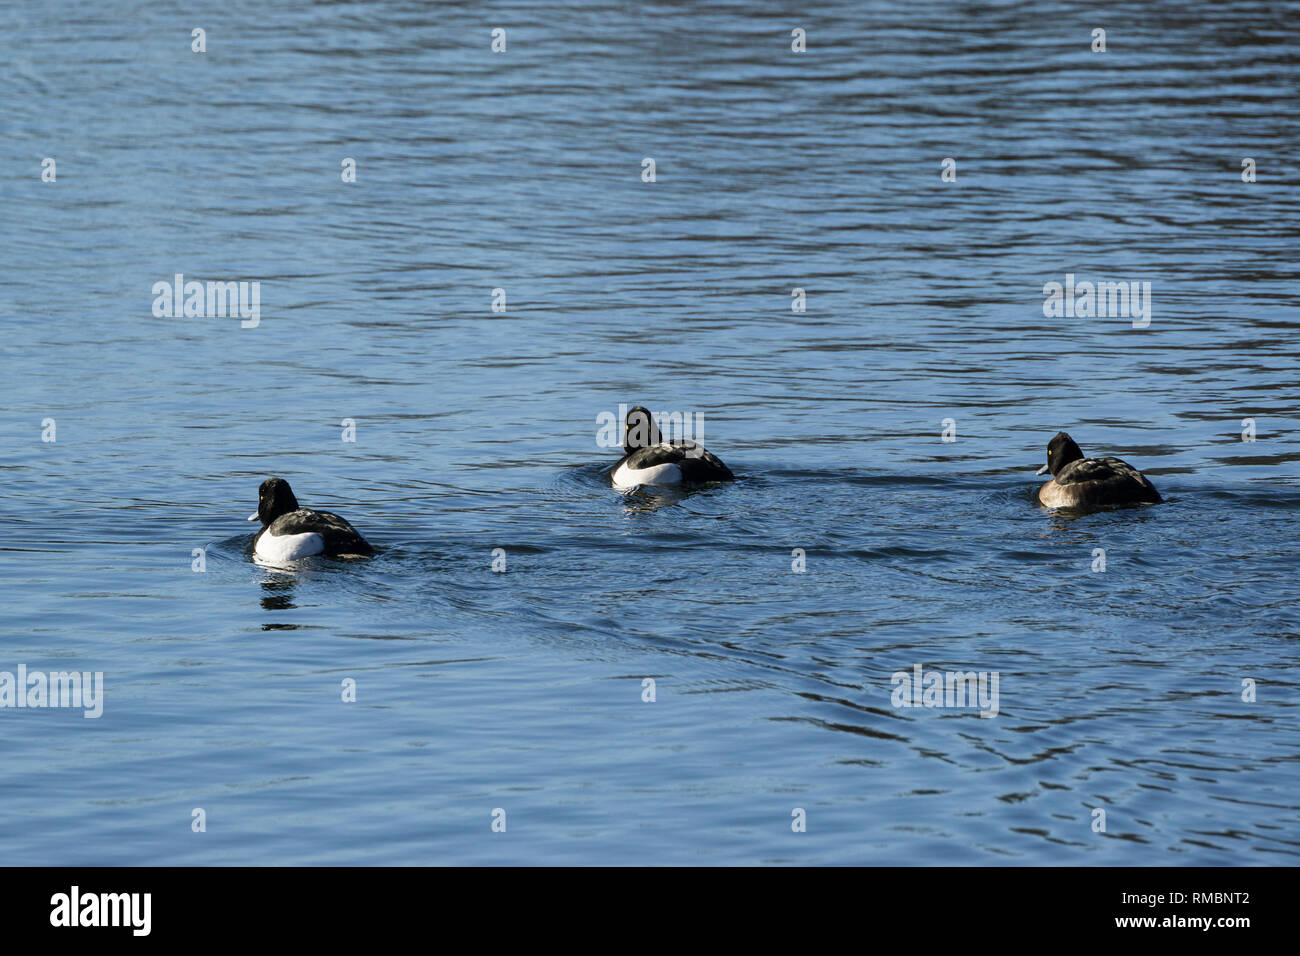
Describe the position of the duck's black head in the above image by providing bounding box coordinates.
[251,477,300,526]
[624,405,662,451]
[1038,431,1085,477]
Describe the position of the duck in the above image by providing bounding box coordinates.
[1034,432,1162,508]
[611,405,734,489]
[248,477,374,562]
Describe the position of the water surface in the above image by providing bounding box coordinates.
[2,0,1298,864]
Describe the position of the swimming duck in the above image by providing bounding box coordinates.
[1034,432,1161,508]
[248,477,374,562]
[611,405,734,489]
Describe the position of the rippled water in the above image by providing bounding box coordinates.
[2,1,1298,864]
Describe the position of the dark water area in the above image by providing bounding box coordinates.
[1,1,1298,864]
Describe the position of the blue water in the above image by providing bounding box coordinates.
[2,0,1298,864]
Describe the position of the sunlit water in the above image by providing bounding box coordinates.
[2,1,1298,864]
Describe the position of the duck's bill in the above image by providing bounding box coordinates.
[1035,464,1050,475]
[248,512,259,521]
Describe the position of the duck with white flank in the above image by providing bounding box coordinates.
[249,477,374,562]
[611,405,734,489]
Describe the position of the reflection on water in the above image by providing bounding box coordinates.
[619,484,689,515]
[259,575,298,616]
